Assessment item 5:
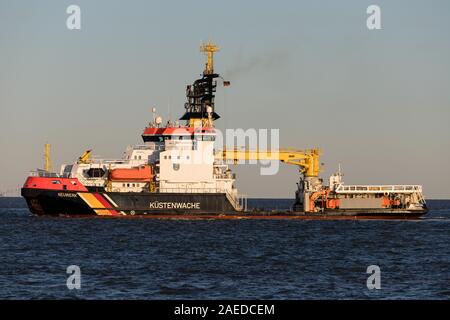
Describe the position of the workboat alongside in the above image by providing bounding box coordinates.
[21,43,428,219]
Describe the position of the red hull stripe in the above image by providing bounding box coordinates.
[93,193,119,216]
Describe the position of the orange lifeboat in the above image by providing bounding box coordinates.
[109,165,153,181]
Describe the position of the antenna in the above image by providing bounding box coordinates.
[167,99,171,124]
[152,107,156,124]
[338,163,343,176]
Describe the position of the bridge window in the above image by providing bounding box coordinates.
[86,168,105,178]
[193,135,215,141]
[142,135,164,142]
[202,135,215,141]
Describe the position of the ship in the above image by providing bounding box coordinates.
[21,42,428,219]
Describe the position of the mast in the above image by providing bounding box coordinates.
[180,41,221,127]
[201,42,219,75]
[44,143,52,172]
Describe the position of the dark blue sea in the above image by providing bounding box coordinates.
[0,197,449,299]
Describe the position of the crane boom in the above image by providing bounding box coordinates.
[214,148,321,177]
[78,149,92,164]
[44,143,52,172]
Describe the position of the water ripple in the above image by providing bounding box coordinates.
[0,198,449,299]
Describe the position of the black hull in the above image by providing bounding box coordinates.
[21,188,237,216]
[21,188,428,219]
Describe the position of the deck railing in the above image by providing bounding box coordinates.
[335,184,423,194]
[159,187,225,193]
[29,171,70,178]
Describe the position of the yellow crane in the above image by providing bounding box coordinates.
[78,149,92,164]
[214,148,321,177]
[44,143,52,172]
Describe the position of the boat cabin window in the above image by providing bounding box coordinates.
[193,135,215,141]
[142,135,164,142]
[63,165,73,176]
[86,168,106,178]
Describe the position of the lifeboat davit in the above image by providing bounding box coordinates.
[109,165,153,181]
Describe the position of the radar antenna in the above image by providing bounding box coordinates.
[200,41,219,75]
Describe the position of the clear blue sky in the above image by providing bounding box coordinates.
[1,0,449,198]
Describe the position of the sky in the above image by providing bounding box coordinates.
[0,0,449,198]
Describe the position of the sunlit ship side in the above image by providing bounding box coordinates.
[21,42,428,219]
